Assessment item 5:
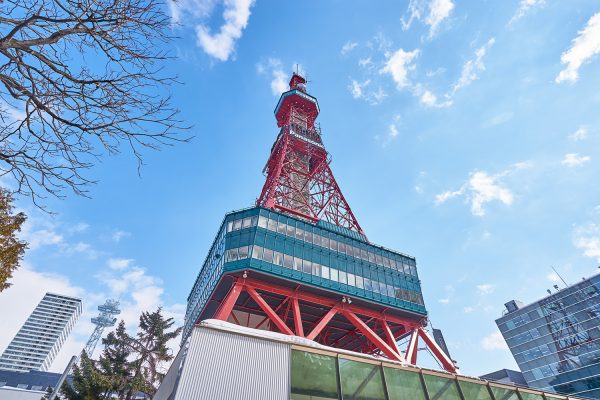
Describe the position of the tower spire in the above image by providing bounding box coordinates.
[257,74,365,237]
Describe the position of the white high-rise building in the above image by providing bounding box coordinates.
[0,292,82,372]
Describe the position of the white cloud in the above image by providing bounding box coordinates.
[426,0,455,38]
[388,124,399,138]
[481,331,508,350]
[24,228,64,250]
[509,0,545,26]
[380,48,420,89]
[452,38,495,95]
[463,306,475,313]
[573,223,600,263]
[68,222,89,234]
[439,298,450,304]
[359,57,373,68]
[436,162,529,216]
[561,153,591,167]
[556,13,600,83]
[401,0,455,38]
[112,230,131,242]
[477,283,496,295]
[195,0,256,61]
[168,0,218,24]
[416,86,453,108]
[341,41,358,55]
[108,258,134,270]
[348,79,371,99]
[487,112,514,126]
[569,126,588,141]
[257,58,290,96]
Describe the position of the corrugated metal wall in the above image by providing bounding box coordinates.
[174,327,290,400]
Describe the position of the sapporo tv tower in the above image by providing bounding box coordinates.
[183,73,458,372]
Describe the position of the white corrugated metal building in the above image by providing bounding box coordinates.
[155,320,583,400]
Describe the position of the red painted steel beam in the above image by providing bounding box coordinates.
[405,329,419,365]
[292,298,304,337]
[341,310,402,362]
[416,328,458,374]
[214,280,243,321]
[243,277,418,326]
[306,307,338,341]
[246,286,294,335]
[381,319,404,362]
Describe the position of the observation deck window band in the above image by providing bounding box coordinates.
[224,245,425,307]
[226,214,419,277]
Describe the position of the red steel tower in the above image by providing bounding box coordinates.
[183,73,458,373]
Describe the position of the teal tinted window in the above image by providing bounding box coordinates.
[338,358,386,400]
[383,367,426,400]
[457,380,493,400]
[422,373,461,400]
[489,386,519,400]
[291,350,339,400]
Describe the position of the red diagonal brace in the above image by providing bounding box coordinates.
[246,286,294,335]
[341,310,402,361]
[215,280,243,321]
[416,328,458,373]
[405,329,419,365]
[381,319,404,362]
[292,298,304,337]
[306,307,338,341]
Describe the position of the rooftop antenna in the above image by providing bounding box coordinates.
[84,299,121,356]
[551,266,569,287]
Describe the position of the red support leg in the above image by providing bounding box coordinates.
[405,329,419,365]
[306,307,338,340]
[417,328,458,374]
[341,310,402,362]
[246,287,294,335]
[381,319,404,362]
[215,280,243,321]
[292,298,304,337]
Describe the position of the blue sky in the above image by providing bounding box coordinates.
[2,0,600,377]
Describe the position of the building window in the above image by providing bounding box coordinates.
[290,350,338,400]
[383,367,427,400]
[457,380,493,400]
[421,373,462,400]
[338,358,387,400]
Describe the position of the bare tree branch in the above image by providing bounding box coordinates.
[0,0,190,209]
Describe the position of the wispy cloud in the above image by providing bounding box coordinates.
[481,331,508,350]
[569,126,588,141]
[477,284,496,295]
[435,162,530,216]
[194,0,256,61]
[379,48,420,89]
[257,58,289,96]
[348,79,371,99]
[341,41,358,55]
[561,153,591,167]
[112,230,131,243]
[556,13,600,83]
[401,0,455,38]
[573,223,600,263]
[451,38,496,95]
[508,0,545,26]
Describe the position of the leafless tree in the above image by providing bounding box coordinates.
[0,0,189,207]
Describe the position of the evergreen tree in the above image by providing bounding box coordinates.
[98,321,138,398]
[126,308,182,399]
[0,187,26,291]
[61,351,110,400]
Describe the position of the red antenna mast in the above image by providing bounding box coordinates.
[257,73,365,237]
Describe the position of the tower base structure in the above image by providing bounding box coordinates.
[183,207,458,373]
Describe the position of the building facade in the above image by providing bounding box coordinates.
[0,293,82,372]
[496,273,600,398]
[156,319,581,400]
